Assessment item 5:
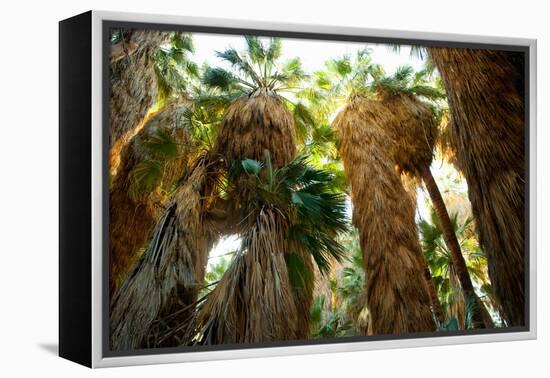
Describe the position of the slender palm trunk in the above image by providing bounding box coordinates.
[423,265,445,325]
[422,168,494,328]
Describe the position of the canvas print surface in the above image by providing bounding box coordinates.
[107,26,526,353]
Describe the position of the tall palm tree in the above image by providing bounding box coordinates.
[188,37,328,342]
[109,31,197,175]
[334,95,436,333]
[109,100,193,295]
[307,54,436,333]
[109,82,232,350]
[428,48,525,326]
[110,152,227,350]
[109,34,206,296]
[194,153,348,344]
[372,65,493,328]
[110,37,345,349]
[202,36,314,167]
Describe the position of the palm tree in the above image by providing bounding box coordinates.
[334,97,436,333]
[109,31,197,175]
[109,100,193,295]
[110,37,346,349]
[184,37,332,342]
[310,54,436,334]
[310,295,354,339]
[194,153,348,344]
[110,152,227,350]
[373,65,493,328]
[428,48,525,326]
[108,34,206,296]
[202,36,314,167]
[335,232,369,334]
[109,83,232,350]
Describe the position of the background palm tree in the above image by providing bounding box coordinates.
[310,231,369,337]
[428,48,525,326]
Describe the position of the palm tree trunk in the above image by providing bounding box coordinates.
[422,168,494,328]
[110,155,221,350]
[423,265,445,325]
[196,208,300,344]
[428,48,525,326]
[109,101,192,296]
[110,30,170,173]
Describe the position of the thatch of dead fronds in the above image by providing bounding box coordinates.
[435,110,461,170]
[109,101,193,295]
[334,96,436,334]
[110,155,223,350]
[213,89,296,168]
[195,207,300,344]
[375,92,438,177]
[192,151,349,343]
[429,48,525,326]
[110,30,170,162]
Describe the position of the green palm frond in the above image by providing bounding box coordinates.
[292,102,317,144]
[265,38,282,61]
[420,201,494,321]
[303,123,338,162]
[393,64,414,83]
[232,152,350,275]
[128,159,164,200]
[154,33,198,100]
[326,55,353,77]
[310,294,353,339]
[204,37,307,94]
[205,256,233,285]
[373,64,446,100]
[202,66,253,92]
[387,43,427,60]
[302,48,380,122]
[285,252,311,289]
[244,36,266,63]
[142,128,180,159]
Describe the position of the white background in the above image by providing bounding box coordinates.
[0,0,546,376]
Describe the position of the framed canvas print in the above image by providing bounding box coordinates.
[59,10,537,368]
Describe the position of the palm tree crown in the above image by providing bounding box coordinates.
[202,36,306,94]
